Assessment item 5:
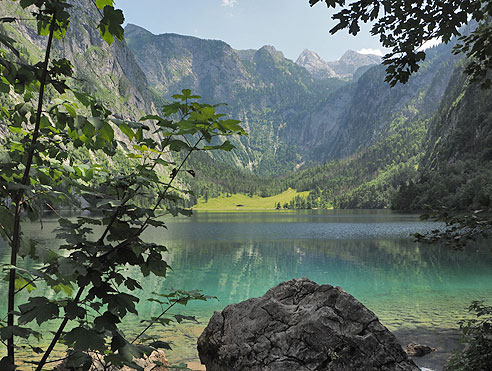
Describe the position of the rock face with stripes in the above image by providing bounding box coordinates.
[198,278,419,371]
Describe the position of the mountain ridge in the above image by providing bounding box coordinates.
[295,48,381,79]
[124,23,458,176]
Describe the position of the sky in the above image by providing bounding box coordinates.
[115,0,388,62]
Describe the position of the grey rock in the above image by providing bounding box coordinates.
[54,350,168,371]
[328,50,381,78]
[198,278,419,371]
[295,49,380,79]
[296,49,337,79]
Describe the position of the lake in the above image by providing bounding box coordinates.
[1,210,492,370]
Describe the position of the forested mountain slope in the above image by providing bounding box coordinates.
[184,44,471,209]
[392,61,492,211]
[125,24,460,175]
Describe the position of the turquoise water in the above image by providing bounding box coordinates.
[1,210,492,367]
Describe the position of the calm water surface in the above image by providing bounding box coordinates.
[1,210,492,369]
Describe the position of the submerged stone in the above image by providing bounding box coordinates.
[197,278,419,371]
[404,343,436,357]
[55,350,168,371]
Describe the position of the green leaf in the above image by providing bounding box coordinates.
[64,327,106,351]
[63,103,77,118]
[117,122,134,140]
[30,345,43,354]
[82,120,96,138]
[87,116,102,130]
[57,257,88,277]
[149,340,172,350]
[0,325,38,340]
[19,0,36,8]
[39,115,51,129]
[65,301,86,320]
[168,140,190,152]
[141,250,169,277]
[94,311,120,332]
[124,277,142,290]
[204,141,234,151]
[0,33,19,58]
[220,119,243,132]
[73,90,91,106]
[96,0,114,8]
[99,121,114,142]
[0,79,10,93]
[18,297,59,325]
[105,293,139,316]
[0,356,15,371]
[98,6,125,45]
[64,351,93,369]
[111,332,127,352]
[174,314,197,324]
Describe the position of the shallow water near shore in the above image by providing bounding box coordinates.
[1,210,492,370]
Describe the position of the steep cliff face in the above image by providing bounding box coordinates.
[0,1,155,120]
[389,59,492,211]
[125,24,252,103]
[298,43,458,163]
[57,2,155,119]
[423,64,492,169]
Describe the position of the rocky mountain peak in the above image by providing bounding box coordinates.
[339,49,381,65]
[296,48,381,79]
[332,50,381,77]
[255,45,285,62]
[295,49,337,79]
[125,23,154,39]
[234,49,257,62]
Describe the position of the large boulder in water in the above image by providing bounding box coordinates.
[197,278,419,371]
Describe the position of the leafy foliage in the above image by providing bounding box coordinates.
[309,0,492,87]
[447,301,492,371]
[0,1,244,369]
[414,208,492,248]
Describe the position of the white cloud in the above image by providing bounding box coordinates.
[222,0,237,7]
[357,48,384,57]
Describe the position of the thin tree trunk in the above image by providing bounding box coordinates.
[6,13,56,364]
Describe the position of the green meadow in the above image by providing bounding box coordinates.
[193,188,311,211]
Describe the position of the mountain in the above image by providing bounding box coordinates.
[0,1,155,120]
[392,59,492,211]
[295,49,381,79]
[125,24,346,175]
[295,49,337,79]
[328,50,381,77]
[124,24,457,176]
